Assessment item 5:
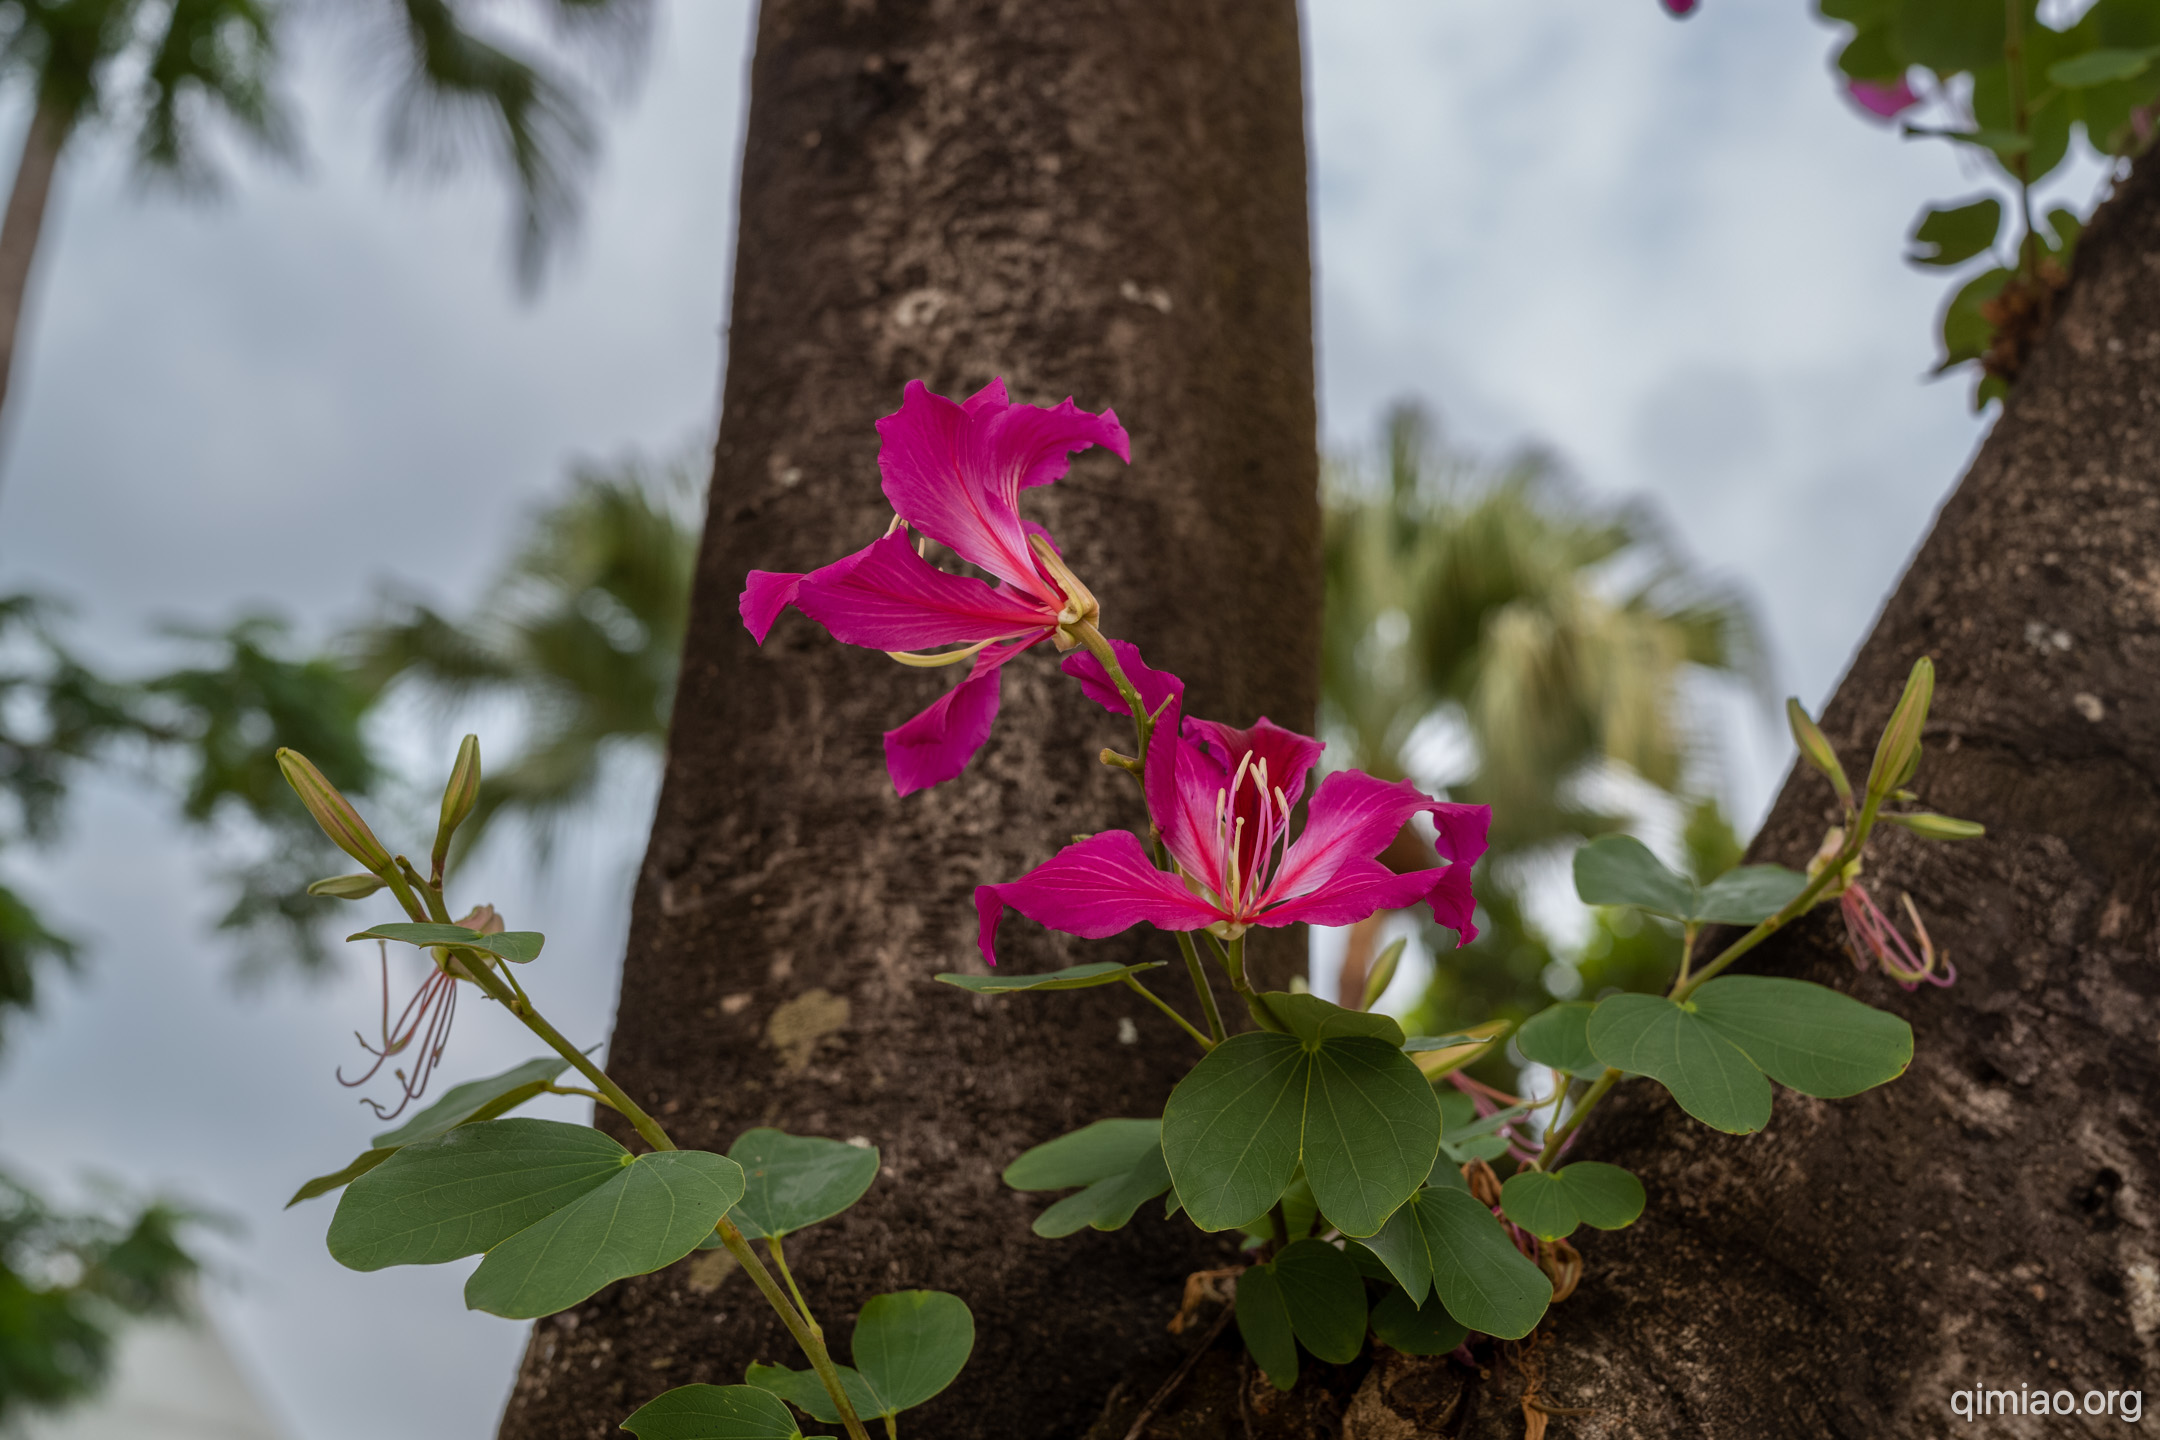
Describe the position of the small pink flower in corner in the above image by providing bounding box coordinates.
[740,379,1130,796]
[973,690,1489,965]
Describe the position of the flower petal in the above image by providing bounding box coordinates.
[1143,695,1229,889]
[1267,770,1489,905]
[875,379,1127,594]
[740,570,804,644]
[974,830,1221,966]
[1060,638,1185,719]
[884,636,1044,796]
[1184,716,1325,811]
[793,532,1051,650]
[1256,859,1478,944]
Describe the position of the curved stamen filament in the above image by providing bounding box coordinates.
[886,637,1003,669]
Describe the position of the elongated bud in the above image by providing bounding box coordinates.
[432,735,481,880]
[1537,1236,1583,1303]
[1883,812,1985,841]
[1866,657,1935,800]
[307,873,386,900]
[1463,1157,1504,1208]
[1785,698,1851,804]
[277,749,393,875]
[1361,936,1407,1012]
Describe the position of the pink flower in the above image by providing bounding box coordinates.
[1847,76,1919,119]
[1661,0,1699,15]
[973,693,1488,964]
[741,379,1130,795]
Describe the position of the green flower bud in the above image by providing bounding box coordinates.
[1361,936,1407,1013]
[1866,657,1935,801]
[1883,812,1985,841]
[306,873,387,900]
[277,749,393,875]
[1785,698,1852,804]
[431,735,482,881]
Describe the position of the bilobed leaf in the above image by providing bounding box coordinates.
[1263,990,1407,1046]
[1909,197,2004,267]
[1689,976,1913,1097]
[1516,1003,1599,1076]
[1003,1119,1161,1191]
[1030,1141,1171,1238]
[744,1362,879,1426]
[1939,266,2010,368]
[1836,22,1905,80]
[849,1290,974,1415]
[328,1119,630,1270]
[1895,0,2007,74]
[2049,45,2160,87]
[478,931,545,963]
[933,960,1164,993]
[1586,995,1772,1134]
[371,1056,571,1148]
[1301,1037,1445,1236]
[286,1147,394,1208]
[465,1149,746,1318]
[1270,1239,1367,1364]
[1161,1034,1308,1232]
[345,921,545,963]
[1364,1187,1551,1338]
[621,1384,806,1440]
[1572,836,1697,920]
[1498,1163,1645,1241]
[1694,864,1809,924]
[726,1129,879,1240]
[1370,1284,1469,1356]
[1497,1171,1577,1242]
[1233,1260,1299,1391]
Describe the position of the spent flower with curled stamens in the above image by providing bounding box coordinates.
[1839,882,1954,990]
[338,905,504,1119]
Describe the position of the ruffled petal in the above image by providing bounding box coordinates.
[1267,771,1488,905]
[1255,859,1477,944]
[874,379,1127,595]
[883,635,1044,796]
[1059,638,1185,720]
[793,532,1052,651]
[1143,695,1229,889]
[974,830,1222,966]
[740,571,804,644]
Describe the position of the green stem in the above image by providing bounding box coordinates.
[542,1083,614,1107]
[1673,827,1861,1000]
[1071,620,1155,763]
[1175,931,1228,1043]
[1533,1068,1620,1170]
[1225,934,1252,996]
[460,965,676,1153]
[766,1233,821,1340]
[716,1221,872,1440]
[1675,923,1699,988]
[1123,974,1214,1052]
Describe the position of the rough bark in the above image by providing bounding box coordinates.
[0,97,72,430]
[1334,154,2160,1437]
[497,3,1318,1438]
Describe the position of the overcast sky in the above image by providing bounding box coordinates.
[0,2,2084,1436]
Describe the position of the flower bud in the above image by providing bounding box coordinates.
[306,873,386,900]
[278,749,393,875]
[1785,698,1851,804]
[431,735,481,880]
[453,903,505,936]
[1866,657,1935,800]
[1360,936,1407,1012]
[1883,811,1985,841]
[1464,1157,1504,1208]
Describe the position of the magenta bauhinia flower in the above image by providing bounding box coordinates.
[974,693,1488,964]
[741,379,1130,795]
[1848,76,1919,118]
[1060,636,1184,720]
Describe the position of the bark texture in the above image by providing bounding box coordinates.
[497,3,1318,1437]
[1334,154,2160,1438]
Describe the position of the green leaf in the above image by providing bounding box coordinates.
[1003,1119,1161,1191]
[328,1119,630,1270]
[1694,865,1810,925]
[1689,976,1913,1098]
[1403,1019,1510,1080]
[744,1363,880,1427]
[1270,1239,1367,1364]
[1586,995,1772,1134]
[1369,1285,1469,1357]
[1233,1260,1300,1391]
[345,922,545,963]
[2049,45,2160,87]
[1939,266,2011,368]
[371,1056,571,1148]
[849,1290,975,1415]
[1910,197,2005,267]
[1163,1027,1440,1238]
[465,1149,746,1318]
[1896,0,2007,74]
[286,1147,395,1209]
[1031,1141,1171,1238]
[933,960,1164,993]
[1437,1101,1534,1165]
[1572,836,1696,919]
[1498,1163,1646,1241]
[1515,1003,1599,1076]
[621,1384,806,1440]
[1364,1187,1551,1339]
[1836,23,1906,81]
[1258,990,1408,1046]
[726,1130,879,1240]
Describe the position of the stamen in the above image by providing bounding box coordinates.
[886,637,1003,669]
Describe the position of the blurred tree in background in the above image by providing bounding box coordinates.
[1319,402,1767,1040]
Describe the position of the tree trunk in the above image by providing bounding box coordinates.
[1338,155,2160,1437]
[496,4,1317,1438]
[0,97,71,432]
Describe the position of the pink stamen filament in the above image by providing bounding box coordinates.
[339,946,461,1120]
